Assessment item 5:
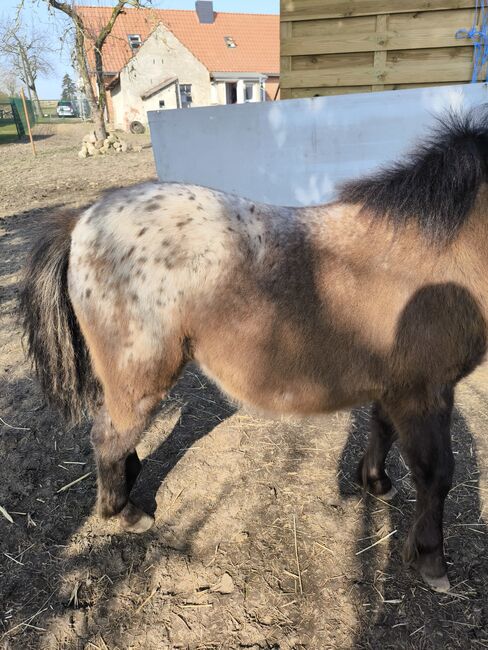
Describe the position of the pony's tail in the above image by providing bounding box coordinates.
[19,212,100,423]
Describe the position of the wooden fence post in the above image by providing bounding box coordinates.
[20,87,36,157]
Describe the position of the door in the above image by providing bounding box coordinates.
[226,82,237,104]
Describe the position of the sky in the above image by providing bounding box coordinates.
[0,0,279,99]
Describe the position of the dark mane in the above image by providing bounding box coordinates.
[338,109,488,242]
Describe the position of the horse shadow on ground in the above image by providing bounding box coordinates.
[0,367,238,649]
[131,368,238,516]
[2,368,487,649]
[338,404,488,650]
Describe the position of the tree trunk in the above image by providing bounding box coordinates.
[18,53,32,102]
[18,47,43,118]
[74,24,107,140]
[92,107,107,141]
[94,48,109,122]
[29,82,43,119]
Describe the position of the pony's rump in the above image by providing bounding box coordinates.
[19,211,100,423]
[339,108,488,241]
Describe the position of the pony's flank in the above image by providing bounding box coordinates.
[339,110,488,242]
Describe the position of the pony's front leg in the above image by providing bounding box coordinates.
[90,404,154,533]
[388,387,455,592]
[357,402,398,499]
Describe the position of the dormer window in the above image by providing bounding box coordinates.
[224,36,236,48]
[128,34,142,51]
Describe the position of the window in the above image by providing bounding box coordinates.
[244,82,254,102]
[224,36,236,48]
[159,100,165,108]
[179,84,192,108]
[128,34,142,51]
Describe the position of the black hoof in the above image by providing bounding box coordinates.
[356,456,395,498]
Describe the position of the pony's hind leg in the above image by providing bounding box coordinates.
[357,402,398,500]
[388,386,455,592]
[91,398,159,533]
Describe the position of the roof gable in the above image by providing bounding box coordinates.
[76,6,279,75]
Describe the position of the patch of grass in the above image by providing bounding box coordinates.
[0,122,20,144]
[36,116,84,125]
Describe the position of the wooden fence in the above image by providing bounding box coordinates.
[280,0,482,99]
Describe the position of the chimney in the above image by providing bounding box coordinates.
[195,1,214,24]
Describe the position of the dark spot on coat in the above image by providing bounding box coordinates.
[250,204,255,213]
[85,288,91,298]
[188,194,196,200]
[162,239,170,247]
[146,203,160,211]
[138,227,147,237]
[236,213,241,221]
[176,217,193,228]
[130,292,139,303]
[155,256,162,263]
[125,246,135,260]
[197,204,204,210]
[137,256,147,264]
[118,205,124,212]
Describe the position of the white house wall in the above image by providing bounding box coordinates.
[112,24,211,131]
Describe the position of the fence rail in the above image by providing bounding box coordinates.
[280,1,481,98]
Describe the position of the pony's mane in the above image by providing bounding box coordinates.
[338,109,488,242]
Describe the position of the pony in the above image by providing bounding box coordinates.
[20,110,488,593]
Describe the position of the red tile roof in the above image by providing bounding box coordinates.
[76,5,279,75]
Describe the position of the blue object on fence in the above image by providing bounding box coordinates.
[456,0,488,82]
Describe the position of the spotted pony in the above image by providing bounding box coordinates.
[21,111,488,592]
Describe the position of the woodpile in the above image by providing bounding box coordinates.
[78,131,139,158]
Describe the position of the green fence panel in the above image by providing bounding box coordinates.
[0,100,22,141]
[10,97,36,132]
[1,97,38,142]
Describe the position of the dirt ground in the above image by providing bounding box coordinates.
[0,123,487,650]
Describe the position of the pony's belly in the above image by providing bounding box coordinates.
[198,364,327,413]
[197,357,366,415]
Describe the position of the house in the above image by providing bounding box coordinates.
[77,1,279,132]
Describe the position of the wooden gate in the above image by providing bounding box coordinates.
[280,1,482,99]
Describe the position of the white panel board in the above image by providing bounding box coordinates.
[148,83,488,206]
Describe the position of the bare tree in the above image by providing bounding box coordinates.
[0,66,20,96]
[43,0,149,141]
[0,19,53,116]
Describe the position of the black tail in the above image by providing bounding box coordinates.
[19,212,100,423]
